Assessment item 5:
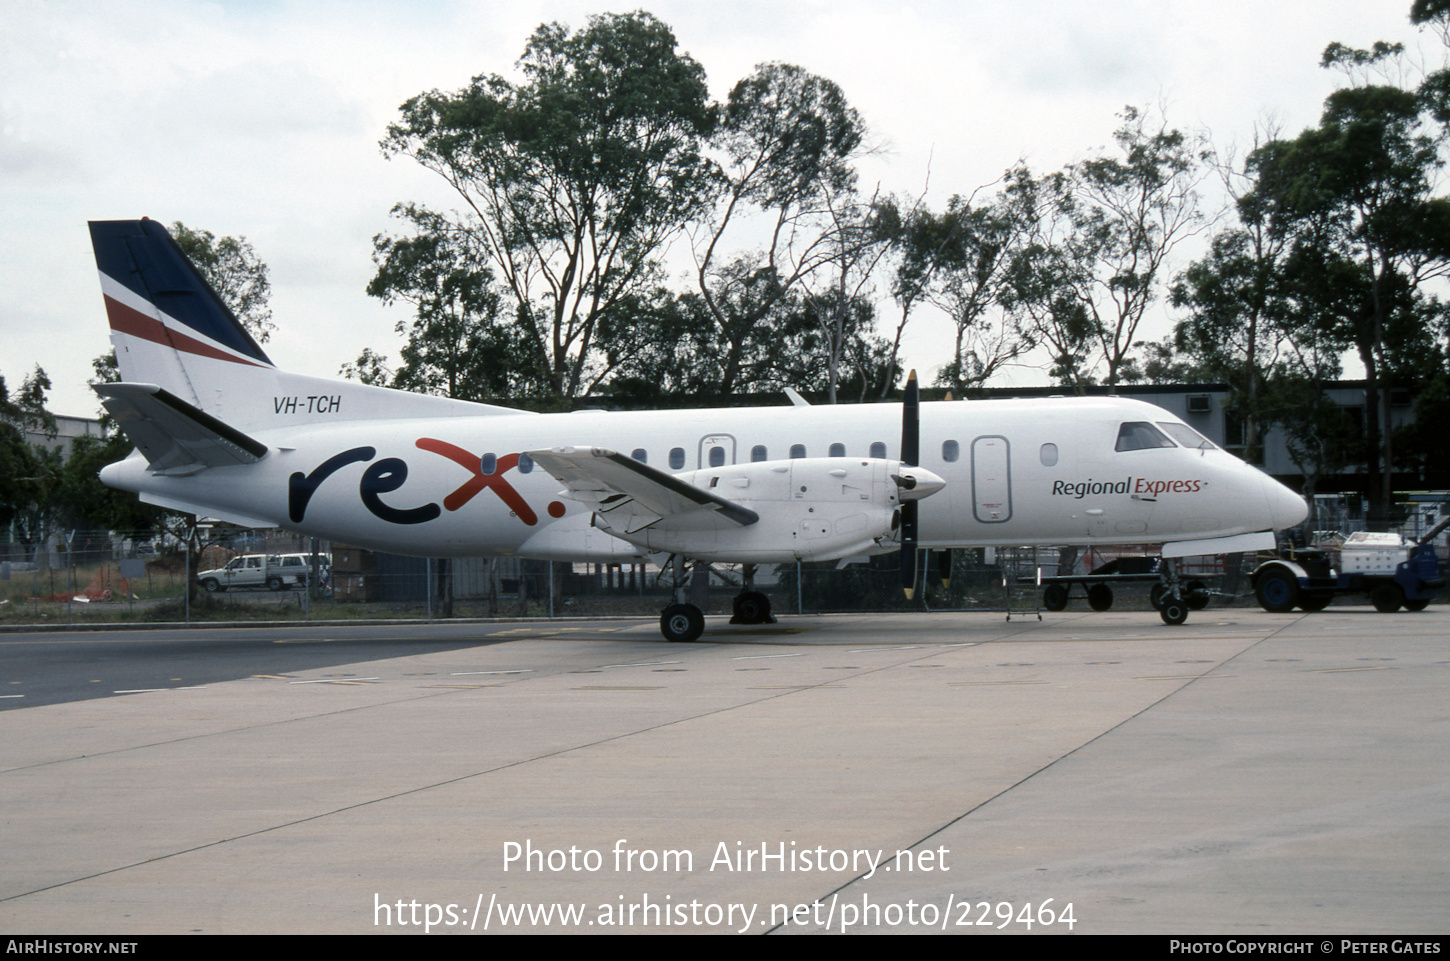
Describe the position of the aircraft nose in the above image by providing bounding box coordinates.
[1263,475,1308,531]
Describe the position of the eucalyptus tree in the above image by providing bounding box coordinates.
[380,12,717,405]
[691,62,868,397]
[1065,107,1209,389]
[889,169,1037,396]
[1246,77,1450,508]
[170,222,275,345]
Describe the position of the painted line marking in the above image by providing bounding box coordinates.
[732,652,807,660]
[950,680,1049,686]
[450,670,533,676]
[1312,666,1390,674]
[289,677,381,684]
[572,686,665,691]
[599,660,682,669]
[851,646,925,653]
[1136,673,1233,680]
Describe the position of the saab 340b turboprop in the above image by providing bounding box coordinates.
[89,219,1308,640]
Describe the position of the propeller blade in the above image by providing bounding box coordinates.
[901,369,919,468]
[937,548,953,589]
[901,369,920,599]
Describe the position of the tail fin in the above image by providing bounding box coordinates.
[90,218,522,431]
[90,219,273,404]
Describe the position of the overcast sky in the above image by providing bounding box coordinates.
[1,0,1437,417]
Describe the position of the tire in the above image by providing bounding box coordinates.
[1043,583,1069,611]
[1149,583,1167,610]
[1371,584,1404,613]
[1087,584,1113,612]
[1186,580,1210,611]
[733,591,771,624]
[201,578,222,593]
[1298,592,1333,613]
[660,603,705,643]
[1159,598,1189,625]
[1255,568,1299,613]
[1404,597,1430,612]
[266,576,283,592]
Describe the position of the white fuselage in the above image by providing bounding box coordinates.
[102,395,1307,561]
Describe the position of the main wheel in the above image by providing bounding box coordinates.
[266,576,283,591]
[1298,592,1333,612]
[1371,584,1404,613]
[1087,584,1113,612]
[1186,580,1210,610]
[1404,597,1430,612]
[1043,583,1069,611]
[1255,568,1299,613]
[1150,583,1167,610]
[660,603,705,642]
[201,578,222,593]
[732,591,772,624]
[1159,597,1189,625]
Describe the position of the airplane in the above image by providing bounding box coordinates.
[88,218,1310,641]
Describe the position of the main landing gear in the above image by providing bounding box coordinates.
[657,558,777,641]
[729,564,776,626]
[659,554,705,642]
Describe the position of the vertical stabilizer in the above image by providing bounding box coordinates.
[89,218,525,431]
[90,219,273,409]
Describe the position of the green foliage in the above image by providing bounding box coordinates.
[695,62,871,399]
[170,222,274,345]
[380,12,717,403]
[890,169,1036,394]
[364,208,524,401]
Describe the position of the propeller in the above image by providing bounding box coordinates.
[901,370,920,599]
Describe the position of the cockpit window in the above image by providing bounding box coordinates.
[1115,421,1176,452]
[1157,421,1217,450]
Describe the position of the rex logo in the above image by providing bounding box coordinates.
[288,438,565,526]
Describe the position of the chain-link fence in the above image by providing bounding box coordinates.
[0,528,1284,625]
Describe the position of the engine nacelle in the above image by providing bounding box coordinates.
[596,457,942,564]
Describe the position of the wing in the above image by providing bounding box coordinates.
[527,446,759,535]
[96,382,267,475]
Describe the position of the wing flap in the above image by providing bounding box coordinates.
[527,447,759,532]
[96,382,267,475]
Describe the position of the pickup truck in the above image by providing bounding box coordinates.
[197,554,307,593]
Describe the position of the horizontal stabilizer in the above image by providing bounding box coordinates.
[96,382,267,475]
[527,447,759,533]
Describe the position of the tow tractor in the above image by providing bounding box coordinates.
[1252,516,1449,613]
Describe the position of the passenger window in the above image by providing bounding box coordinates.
[870,441,887,458]
[790,444,806,459]
[708,447,726,468]
[829,443,845,457]
[1040,443,1058,467]
[751,445,767,462]
[517,452,534,474]
[1115,422,1176,452]
[480,453,497,475]
[942,440,960,463]
[669,447,685,470]
[631,449,647,463]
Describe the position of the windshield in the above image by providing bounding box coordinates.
[1115,421,1176,452]
[1157,421,1217,450]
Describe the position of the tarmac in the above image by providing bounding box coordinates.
[0,605,1446,935]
